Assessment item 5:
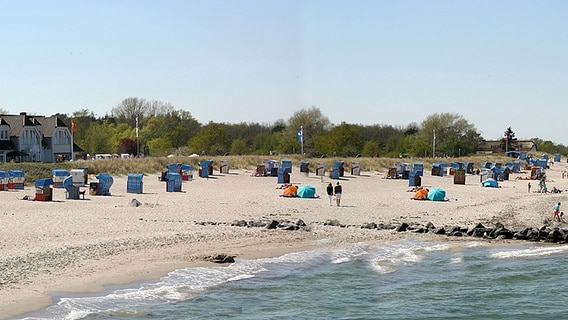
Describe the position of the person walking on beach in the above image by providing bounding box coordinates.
[553,202,561,222]
[527,182,531,193]
[334,182,342,206]
[326,182,334,206]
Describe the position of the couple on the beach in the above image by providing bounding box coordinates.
[327,182,342,206]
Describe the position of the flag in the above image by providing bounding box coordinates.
[71,119,76,131]
[297,127,303,143]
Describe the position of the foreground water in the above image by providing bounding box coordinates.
[16,238,568,320]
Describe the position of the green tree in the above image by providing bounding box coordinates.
[285,107,331,155]
[419,113,482,157]
[230,138,248,155]
[83,121,116,155]
[188,122,231,156]
[501,126,518,152]
[275,131,300,155]
[314,122,363,157]
[140,110,201,156]
[71,109,97,151]
[362,141,380,157]
[534,139,558,155]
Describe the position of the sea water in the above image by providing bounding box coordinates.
[15,238,568,320]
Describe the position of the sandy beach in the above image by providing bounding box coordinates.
[1,160,568,319]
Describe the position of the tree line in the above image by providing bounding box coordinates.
[48,98,567,158]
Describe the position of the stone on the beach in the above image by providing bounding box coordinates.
[266,220,279,229]
[130,199,142,207]
[433,227,446,235]
[378,223,397,230]
[232,220,248,227]
[413,227,428,233]
[324,219,342,227]
[493,226,513,239]
[249,221,267,228]
[205,254,235,264]
[546,228,566,242]
[361,222,377,229]
[396,222,409,232]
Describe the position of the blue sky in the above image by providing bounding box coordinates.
[2,1,567,145]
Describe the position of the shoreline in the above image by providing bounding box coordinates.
[4,236,321,320]
[2,162,568,318]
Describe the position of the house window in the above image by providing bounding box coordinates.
[23,129,29,145]
[55,129,70,145]
[0,128,8,140]
[22,129,39,146]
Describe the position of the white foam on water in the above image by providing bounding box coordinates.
[450,256,463,264]
[423,243,451,252]
[369,239,450,274]
[464,241,487,248]
[17,244,389,319]
[491,244,568,259]
[330,242,369,264]
[64,310,91,320]
[227,274,255,282]
[332,257,351,264]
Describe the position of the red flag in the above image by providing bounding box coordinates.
[71,119,76,131]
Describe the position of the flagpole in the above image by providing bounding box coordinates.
[136,116,139,157]
[301,125,304,155]
[432,129,436,158]
[70,119,74,161]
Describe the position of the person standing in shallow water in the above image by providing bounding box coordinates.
[326,183,334,206]
[334,182,342,206]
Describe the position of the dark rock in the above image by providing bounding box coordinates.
[378,223,397,230]
[547,228,565,242]
[396,222,409,232]
[413,227,428,234]
[494,222,505,229]
[447,226,461,234]
[361,222,378,229]
[324,219,342,227]
[526,229,541,241]
[205,254,236,264]
[250,221,267,228]
[473,223,486,229]
[494,227,513,239]
[433,227,446,235]
[130,199,142,207]
[425,222,436,230]
[513,231,529,240]
[296,219,306,227]
[231,220,248,227]
[281,224,299,231]
[266,220,279,229]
